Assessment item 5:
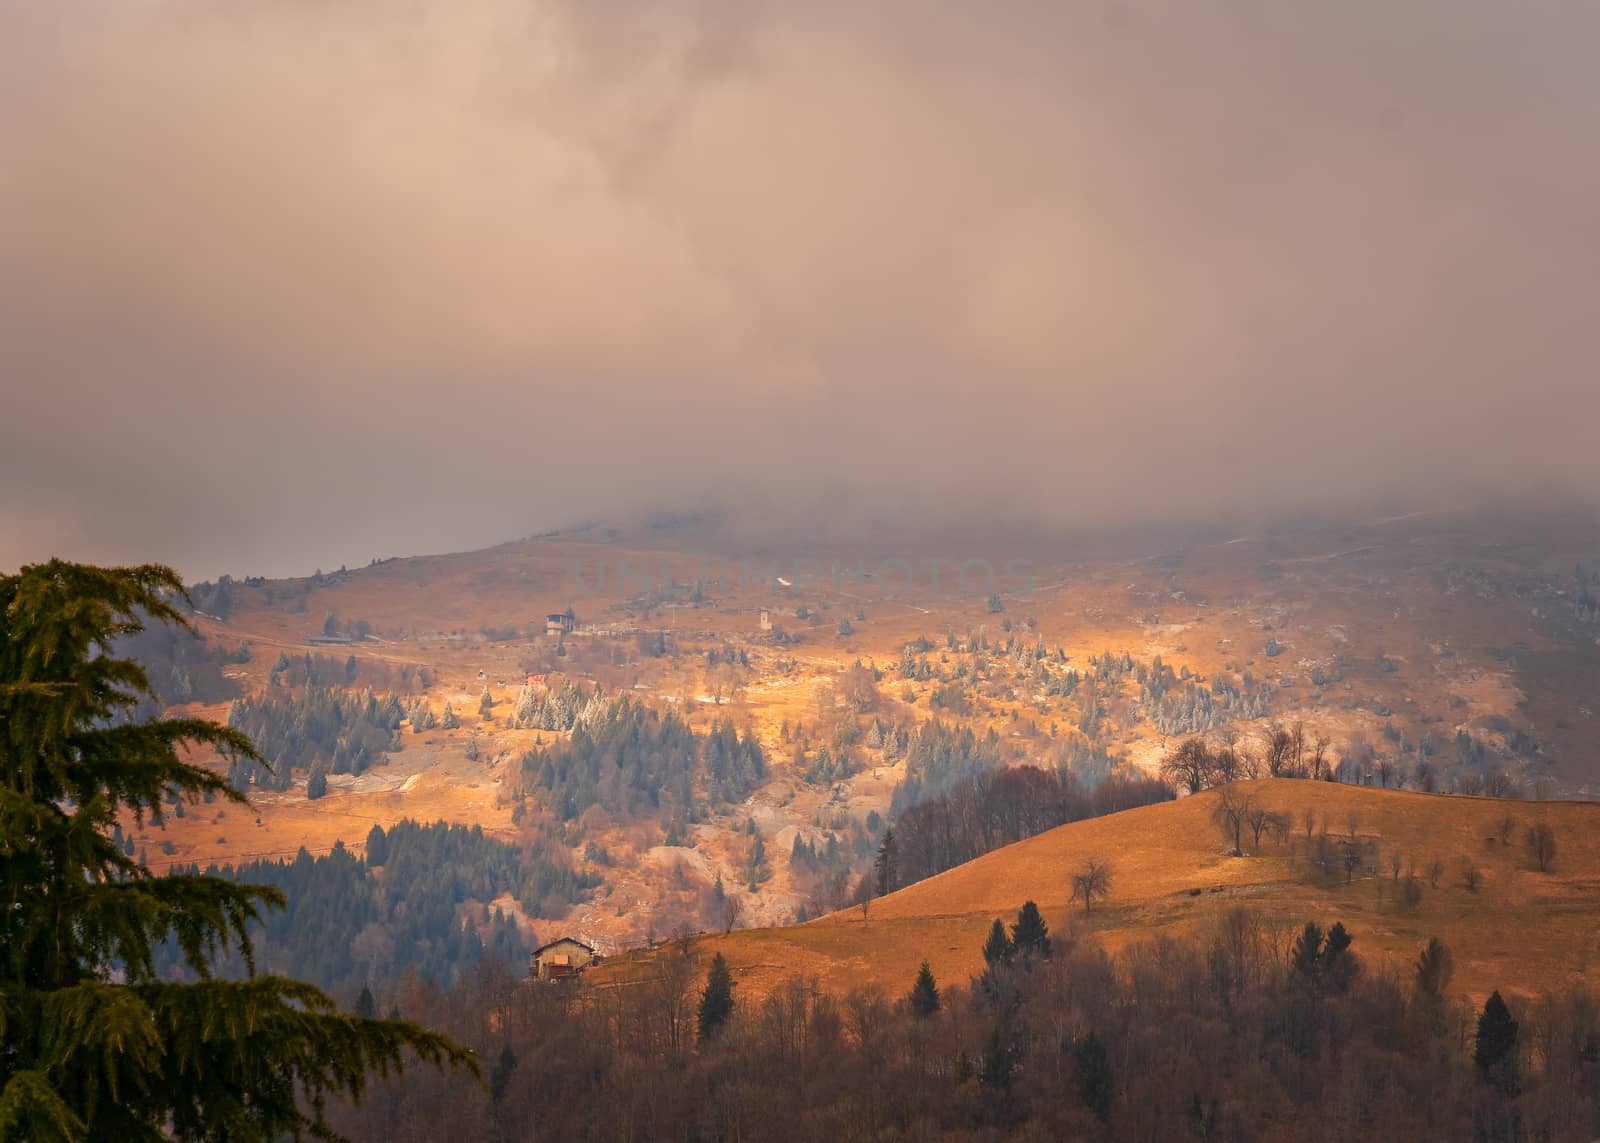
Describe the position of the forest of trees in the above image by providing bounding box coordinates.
[886,765,1172,890]
[889,720,1005,814]
[319,910,1600,1141]
[517,695,765,827]
[1159,730,1539,800]
[111,618,248,717]
[154,821,588,998]
[266,648,425,692]
[225,686,406,789]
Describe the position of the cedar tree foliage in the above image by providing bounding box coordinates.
[0,561,473,1142]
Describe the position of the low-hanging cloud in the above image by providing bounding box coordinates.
[3,1,1598,578]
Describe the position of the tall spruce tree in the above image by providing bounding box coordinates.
[982,919,1014,968]
[874,828,898,897]
[365,823,389,867]
[697,953,734,1043]
[1474,990,1520,1093]
[0,561,471,1141]
[1010,901,1051,961]
[909,961,940,1017]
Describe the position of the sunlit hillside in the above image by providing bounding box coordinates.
[609,779,1600,1005]
[126,510,1600,956]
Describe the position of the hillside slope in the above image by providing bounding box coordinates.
[607,780,1600,1004]
[134,510,1600,953]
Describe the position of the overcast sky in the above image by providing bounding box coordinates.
[3,2,1598,579]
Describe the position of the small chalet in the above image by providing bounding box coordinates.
[531,937,598,982]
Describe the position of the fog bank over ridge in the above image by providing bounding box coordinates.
[3,2,1597,578]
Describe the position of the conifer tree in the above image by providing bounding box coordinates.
[1475,990,1520,1093]
[365,823,389,867]
[0,561,471,1141]
[697,953,734,1043]
[1071,1030,1113,1122]
[982,918,1015,968]
[1010,901,1051,960]
[978,1026,1012,1090]
[874,828,898,897]
[909,961,940,1017]
[488,1046,518,1104]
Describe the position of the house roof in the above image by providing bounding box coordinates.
[533,937,595,957]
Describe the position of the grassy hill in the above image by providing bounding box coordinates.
[605,779,1600,1005]
[131,509,1600,954]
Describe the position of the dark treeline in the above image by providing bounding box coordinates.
[517,695,765,828]
[225,686,405,789]
[326,911,1600,1142]
[113,619,249,717]
[1160,729,1537,799]
[886,765,1173,890]
[889,720,1005,814]
[266,648,427,693]
[153,821,584,997]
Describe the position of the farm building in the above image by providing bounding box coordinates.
[531,937,598,982]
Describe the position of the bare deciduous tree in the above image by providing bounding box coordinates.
[719,892,745,934]
[1071,857,1113,914]
[1211,785,1250,855]
[1245,803,1284,854]
[1160,738,1215,794]
[1212,743,1240,784]
[852,874,873,923]
[1310,734,1331,781]
[1262,725,1295,777]
[1524,822,1557,872]
[649,942,700,1062]
[1485,770,1519,799]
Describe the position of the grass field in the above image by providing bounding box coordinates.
[601,779,1600,1007]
